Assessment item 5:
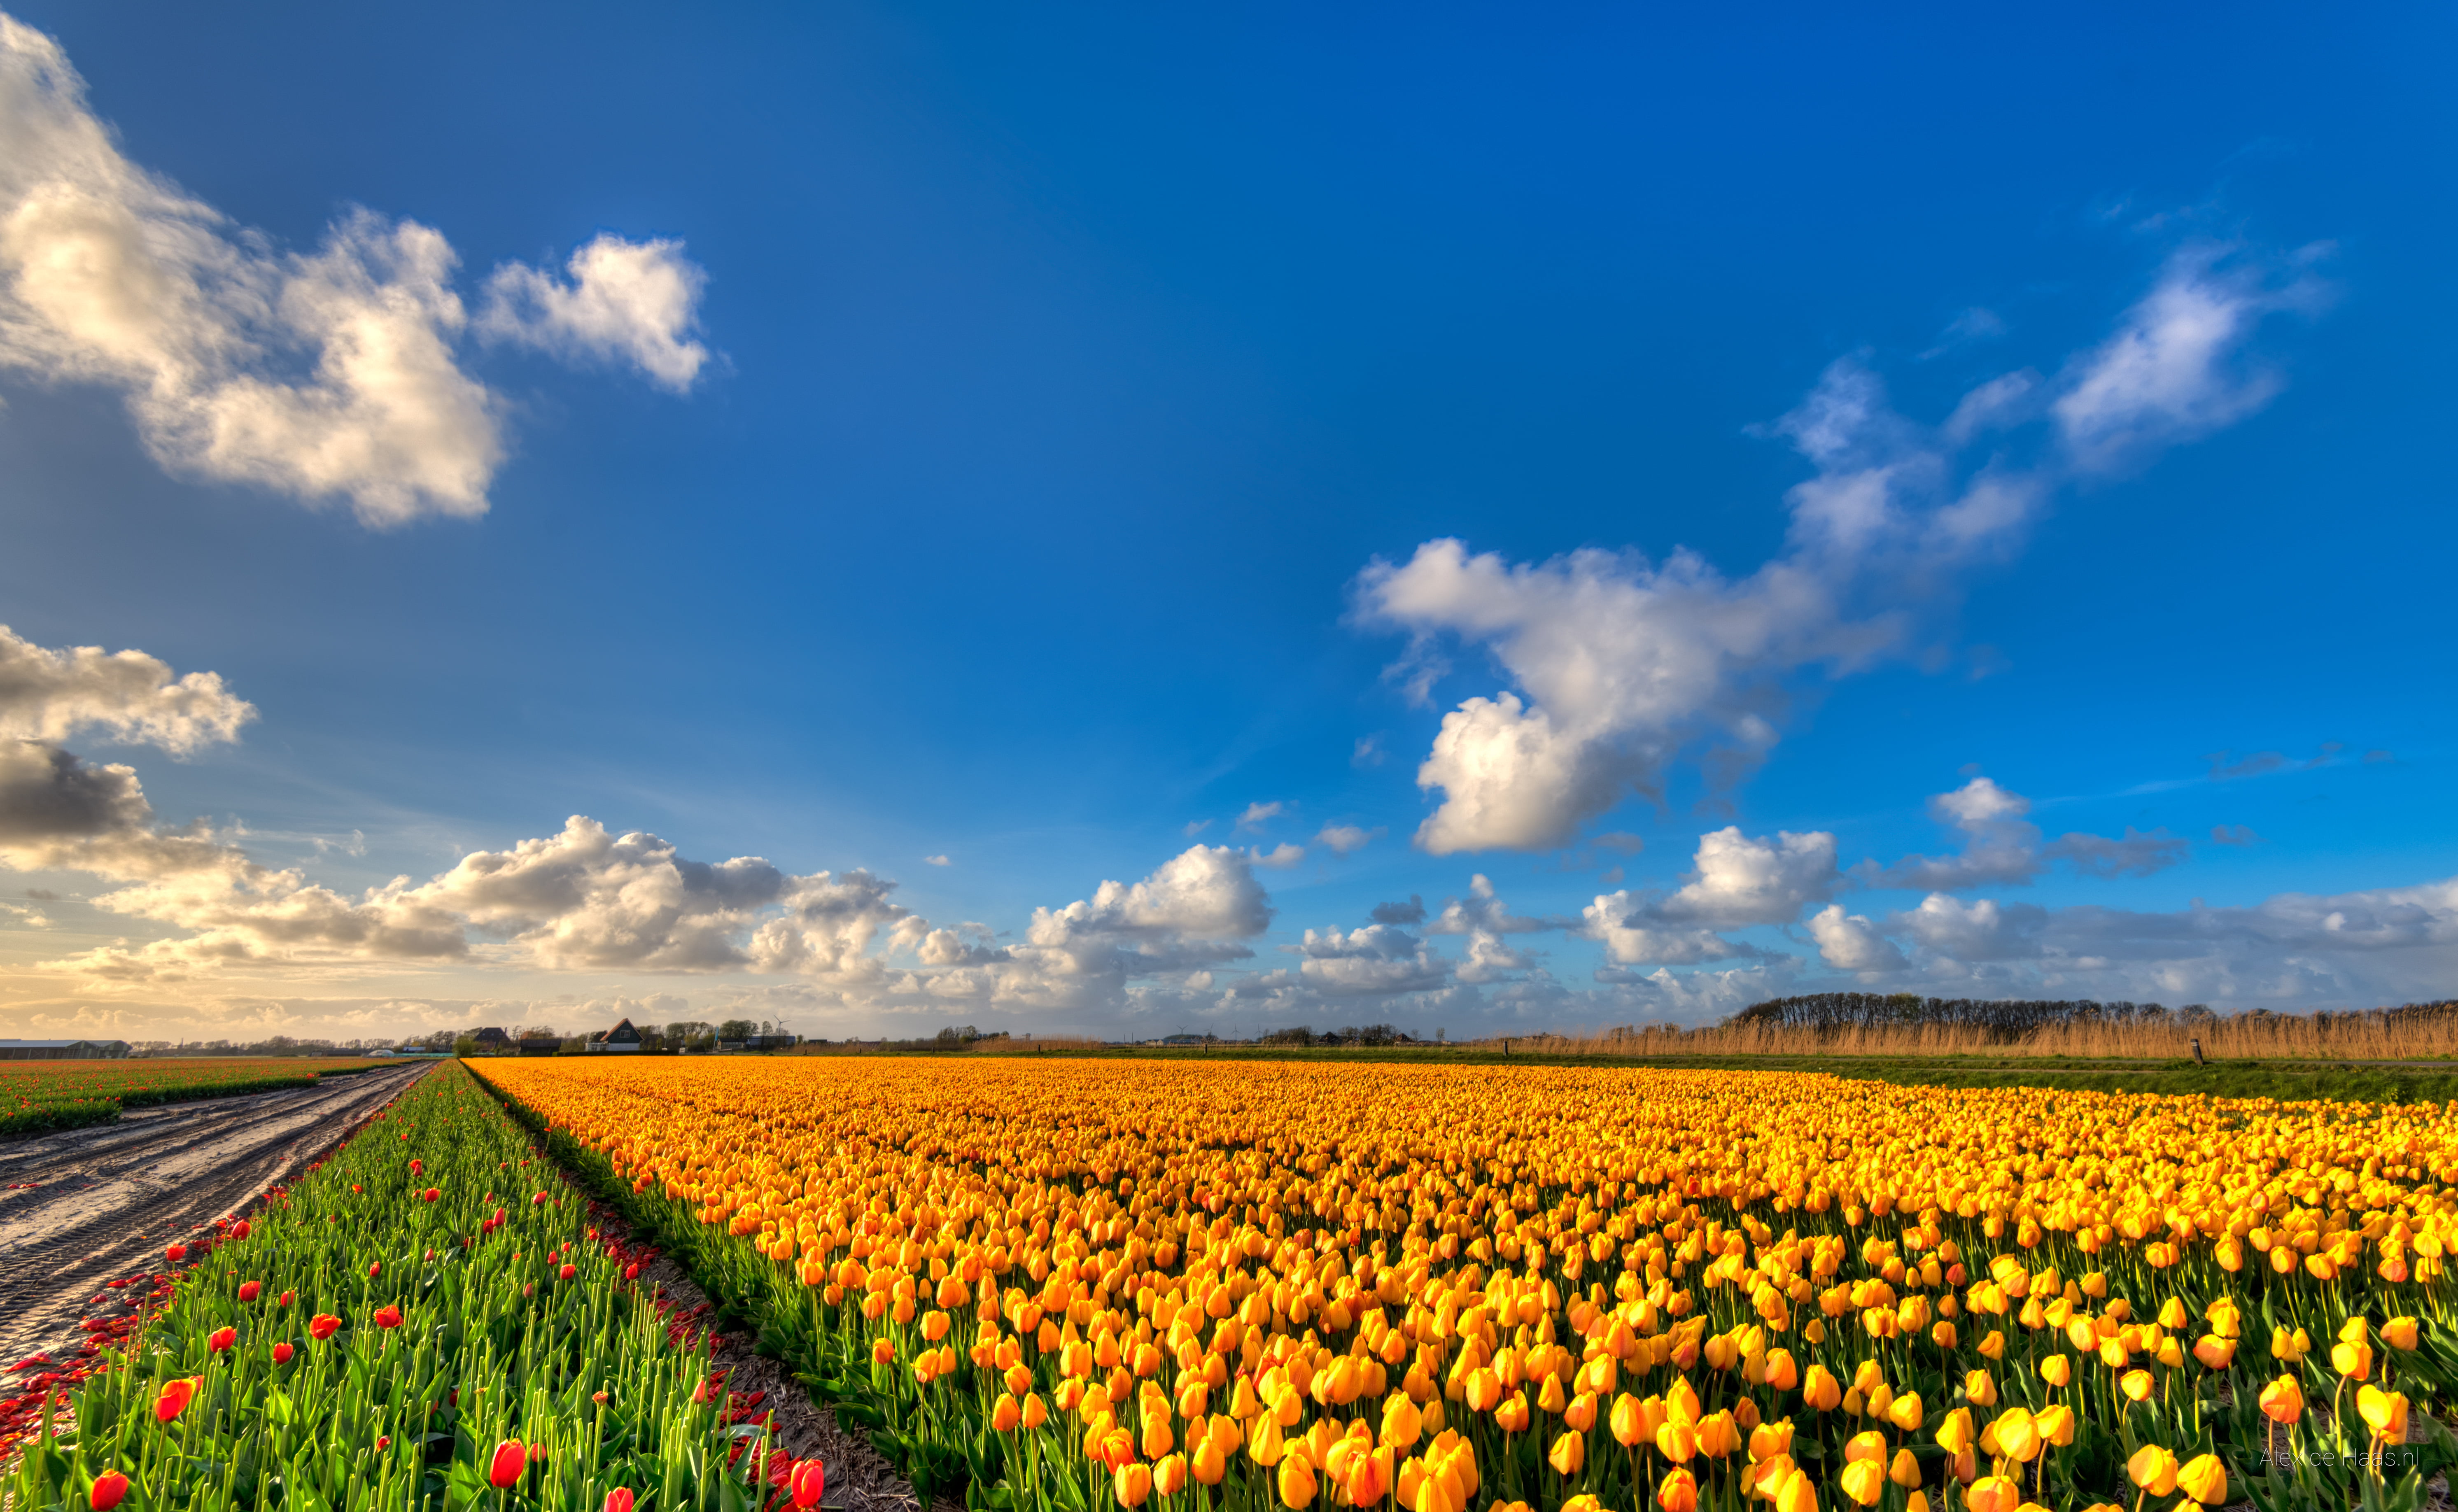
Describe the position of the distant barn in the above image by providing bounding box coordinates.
[587,1018,644,1053]
[0,1039,131,1060]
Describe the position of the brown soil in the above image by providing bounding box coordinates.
[0,1063,432,1368]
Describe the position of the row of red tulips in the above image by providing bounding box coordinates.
[5,1061,833,1510]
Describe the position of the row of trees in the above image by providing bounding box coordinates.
[1258,1023,1415,1048]
[1728,993,2220,1040]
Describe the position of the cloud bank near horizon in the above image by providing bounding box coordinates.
[0,615,2448,1045]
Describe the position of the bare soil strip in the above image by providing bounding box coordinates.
[0,1062,431,1367]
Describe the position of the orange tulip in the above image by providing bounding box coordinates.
[1801,1365,1841,1412]
[1276,1453,1315,1510]
[1656,1468,1698,1512]
[154,1377,199,1424]
[1964,1476,2020,1512]
[2258,1375,2303,1425]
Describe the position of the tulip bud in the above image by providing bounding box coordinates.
[488,1440,527,1490]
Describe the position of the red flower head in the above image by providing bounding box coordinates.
[423,1188,440,1203]
[89,1470,130,1510]
[624,1262,641,1281]
[273,1342,294,1365]
[532,1192,548,1206]
[277,1289,295,1308]
[232,1220,250,1239]
[488,1440,527,1489]
[373,1306,403,1330]
[154,1377,199,1423]
[493,1207,507,1225]
[791,1459,828,1509]
[367,1261,382,1279]
[309,1313,342,1341]
[208,1326,236,1353]
[409,1159,422,1175]
[376,1436,392,1452]
[559,1264,577,1281]
[604,1491,636,1512]
[239,1281,261,1303]
[165,1243,187,1264]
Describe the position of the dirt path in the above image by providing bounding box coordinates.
[0,1062,430,1367]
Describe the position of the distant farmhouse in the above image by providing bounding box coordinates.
[587,1019,644,1053]
[471,1027,514,1052]
[0,1039,130,1060]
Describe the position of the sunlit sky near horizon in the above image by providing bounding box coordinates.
[0,2,2452,1045]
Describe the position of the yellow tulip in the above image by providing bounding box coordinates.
[2127,1445,2179,1496]
[2358,1386,2409,1442]
[2176,1454,2227,1506]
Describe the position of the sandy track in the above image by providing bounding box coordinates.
[0,1062,431,1366]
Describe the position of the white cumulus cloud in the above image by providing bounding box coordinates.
[479,233,710,392]
[0,15,709,526]
[1859,775,2187,891]
[1357,249,2323,853]
[0,624,254,755]
[1808,903,1906,973]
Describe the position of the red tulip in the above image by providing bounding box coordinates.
[488,1440,527,1489]
[373,1306,403,1329]
[309,1313,342,1340]
[232,1219,249,1239]
[155,1377,198,1423]
[89,1470,130,1510]
[273,1342,294,1365]
[208,1326,236,1353]
[165,1243,187,1264]
[278,1289,294,1308]
[376,1435,392,1452]
[409,1159,422,1175]
[238,1281,261,1303]
[791,1459,827,1508]
[559,1264,577,1281]
[532,1192,548,1206]
[422,1188,440,1203]
[604,1491,636,1512]
[624,1262,641,1281]
[367,1261,382,1279]
[493,1207,507,1225]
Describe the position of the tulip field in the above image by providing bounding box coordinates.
[469,1056,2458,1512]
[0,1057,390,1137]
[5,1061,813,1511]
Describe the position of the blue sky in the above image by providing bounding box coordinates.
[0,2,2450,1042]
